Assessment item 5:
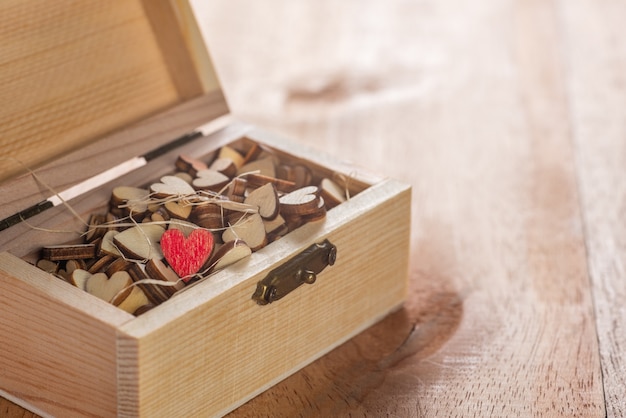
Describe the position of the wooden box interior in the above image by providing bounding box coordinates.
[5,124,374,278]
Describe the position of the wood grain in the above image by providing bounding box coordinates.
[2,0,625,416]
[0,253,132,417]
[561,0,626,416]
[0,0,224,185]
[0,0,179,183]
[117,179,409,417]
[195,0,611,416]
[141,0,206,99]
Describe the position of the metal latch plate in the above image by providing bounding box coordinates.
[252,239,337,305]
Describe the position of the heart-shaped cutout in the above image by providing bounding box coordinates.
[192,169,230,192]
[86,271,133,303]
[222,213,267,251]
[244,182,279,220]
[161,228,214,279]
[279,185,321,215]
[150,175,196,197]
[113,224,165,261]
[111,186,150,214]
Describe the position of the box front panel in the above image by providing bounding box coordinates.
[118,179,410,417]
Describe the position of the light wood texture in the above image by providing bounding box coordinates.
[192,0,614,416]
[0,0,224,184]
[563,1,626,416]
[141,0,219,99]
[117,179,409,417]
[0,101,407,417]
[3,0,625,416]
[0,253,132,417]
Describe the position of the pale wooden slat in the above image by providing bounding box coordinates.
[195,0,606,416]
[0,0,186,184]
[560,0,626,416]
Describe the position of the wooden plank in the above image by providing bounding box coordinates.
[117,179,410,417]
[0,253,133,418]
[559,0,626,416]
[193,0,606,416]
[0,0,184,184]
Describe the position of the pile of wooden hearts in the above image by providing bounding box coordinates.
[36,141,348,315]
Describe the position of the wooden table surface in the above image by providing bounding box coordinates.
[3,0,625,416]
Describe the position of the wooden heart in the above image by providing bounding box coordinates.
[111,186,150,214]
[99,230,121,257]
[244,182,279,220]
[161,228,214,279]
[279,185,321,215]
[237,156,276,177]
[222,213,267,251]
[85,270,133,303]
[113,224,165,261]
[113,286,150,315]
[209,157,237,178]
[218,145,245,168]
[150,175,195,197]
[176,154,208,176]
[192,168,230,191]
[206,239,252,274]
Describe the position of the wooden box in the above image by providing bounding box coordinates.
[0,1,411,417]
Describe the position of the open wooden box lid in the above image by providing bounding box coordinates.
[0,0,229,224]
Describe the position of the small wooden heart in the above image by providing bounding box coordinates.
[111,186,150,214]
[164,200,192,220]
[99,230,121,257]
[176,154,208,176]
[206,239,252,274]
[209,157,238,178]
[86,271,133,303]
[237,156,276,177]
[279,185,321,215]
[222,213,267,251]
[218,145,245,168]
[244,182,279,220]
[150,175,196,197]
[192,169,230,191]
[113,224,165,261]
[161,228,214,279]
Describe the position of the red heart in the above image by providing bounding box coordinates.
[161,229,214,280]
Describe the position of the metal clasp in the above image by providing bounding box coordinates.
[252,239,337,305]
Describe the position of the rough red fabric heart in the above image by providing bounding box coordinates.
[160,229,214,279]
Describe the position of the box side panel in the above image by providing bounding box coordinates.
[118,180,411,417]
[0,253,132,417]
